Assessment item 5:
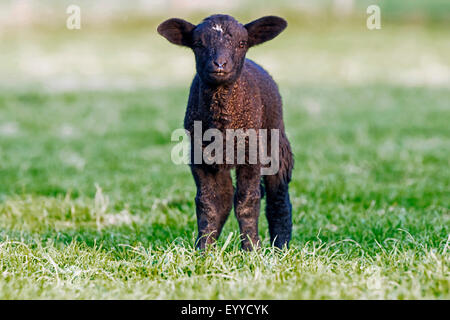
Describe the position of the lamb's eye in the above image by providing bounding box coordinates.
[239,40,247,48]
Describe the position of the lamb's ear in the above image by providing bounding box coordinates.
[244,16,287,47]
[157,18,196,47]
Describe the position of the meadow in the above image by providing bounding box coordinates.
[0,2,449,299]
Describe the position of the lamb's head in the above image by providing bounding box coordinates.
[157,14,287,86]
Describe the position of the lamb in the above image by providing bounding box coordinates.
[157,14,294,250]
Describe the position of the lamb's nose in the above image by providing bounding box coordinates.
[213,60,227,70]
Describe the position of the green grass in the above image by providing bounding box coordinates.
[0,85,448,299]
[0,7,449,298]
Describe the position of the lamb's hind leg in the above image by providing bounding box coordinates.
[264,137,293,249]
[191,165,234,250]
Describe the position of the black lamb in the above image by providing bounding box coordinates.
[158,14,294,250]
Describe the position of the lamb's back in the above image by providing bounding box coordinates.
[243,59,284,130]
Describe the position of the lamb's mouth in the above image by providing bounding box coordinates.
[210,71,228,76]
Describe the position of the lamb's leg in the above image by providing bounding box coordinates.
[191,166,234,250]
[234,165,262,251]
[264,175,292,249]
[263,136,293,249]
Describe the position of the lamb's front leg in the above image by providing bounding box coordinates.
[234,165,262,250]
[191,165,234,250]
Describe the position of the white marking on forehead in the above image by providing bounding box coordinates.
[212,24,223,33]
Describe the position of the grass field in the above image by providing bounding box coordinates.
[0,3,449,299]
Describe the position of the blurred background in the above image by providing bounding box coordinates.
[1,0,449,90]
